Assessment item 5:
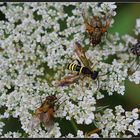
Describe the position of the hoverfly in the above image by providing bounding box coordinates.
[56,42,105,92]
[131,41,140,56]
[82,12,112,47]
[31,95,60,131]
[128,41,140,74]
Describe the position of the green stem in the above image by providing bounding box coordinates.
[70,118,78,133]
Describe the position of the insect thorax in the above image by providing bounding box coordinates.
[81,67,92,74]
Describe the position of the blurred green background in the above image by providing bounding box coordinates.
[107,3,140,111]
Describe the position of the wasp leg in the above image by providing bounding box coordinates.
[96,78,100,91]
[88,77,91,89]
[81,76,92,93]
[81,76,87,94]
[82,77,85,94]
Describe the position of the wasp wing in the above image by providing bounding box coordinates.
[75,42,92,69]
[56,74,82,86]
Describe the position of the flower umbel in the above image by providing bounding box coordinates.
[0,2,140,138]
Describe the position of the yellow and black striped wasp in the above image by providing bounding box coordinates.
[56,42,104,92]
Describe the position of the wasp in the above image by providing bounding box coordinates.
[31,95,60,131]
[56,42,107,92]
[82,12,112,47]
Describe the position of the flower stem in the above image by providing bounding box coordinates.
[70,118,78,134]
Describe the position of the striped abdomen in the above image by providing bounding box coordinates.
[67,63,92,75]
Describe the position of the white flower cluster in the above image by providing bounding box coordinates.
[0,117,5,136]
[93,106,140,138]
[0,2,139,138]
[1,132,22,138]
[28,123,61,138]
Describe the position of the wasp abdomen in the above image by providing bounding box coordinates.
[67,63,77,71]
[67,63,92,74]
[67,63,83,73]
